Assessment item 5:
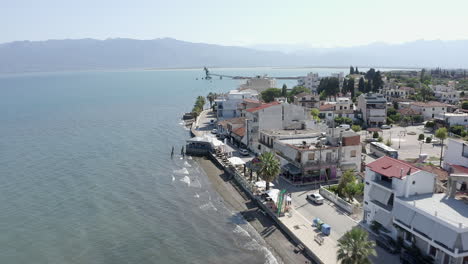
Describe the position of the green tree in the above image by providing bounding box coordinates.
[288,85,309,99]
[418,134,425,141]
[372,131,379,138]
[365,80,372,93]
[261,88,282,103]
[347,78,355,98]
[206,92,216,107]
[435,128,448,167]
[365,68,376,81]
[358,77,365,92]
[350,66,355,75]
[337,227,376,264]
[258,152,281,190]
[318,77,340,97]
[342,79,348,94]
[281,84,288,97]
[351,125,361,132]
[462,101,468,110]
[372,71,383,92]
[310,108,320,121]
[355,66,359,74]
[385,138,392,147]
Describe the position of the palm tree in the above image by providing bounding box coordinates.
[435,127,447,167]
[258,152,280,190]
[337,227,376,264]
[206,92,216,108]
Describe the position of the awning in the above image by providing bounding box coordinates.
[432,223,459,249]
[393,202,416,226]
[374,209,392,227]
[266,189,280,204]
[282,163,301,175]
[255,181,274,188]
[411,213,436,237]
[369,184,392,205]
[228,157,245,166]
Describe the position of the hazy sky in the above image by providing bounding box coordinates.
[3,0,468,47]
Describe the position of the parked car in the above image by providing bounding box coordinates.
[239,148,249,156]
[400,249,419,264]
[381,125,391,129]
[407,131,416,135]
[210,119,215,125]
[211,129,218,134]
[376,234,398,254]
[338,124,350,129]
[365,138,378,143]
[306,193,324,204]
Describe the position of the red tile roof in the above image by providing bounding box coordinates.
[246,101,280,112]
[232,127,245,137]
[367,156,420,179]
[398,108,420,115]
[243,98,261,104]
[451,164,468,174]
[319,104,335,111]
[411,101,448,107]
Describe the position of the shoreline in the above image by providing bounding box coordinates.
[195,156,314,264]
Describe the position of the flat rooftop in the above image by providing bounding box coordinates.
[261,129,321,137]
[398,193,468,228]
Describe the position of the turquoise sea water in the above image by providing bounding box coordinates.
[0,67,363,264]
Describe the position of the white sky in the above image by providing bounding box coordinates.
[2,0,468,47]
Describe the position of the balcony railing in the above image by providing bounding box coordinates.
[372,178,393,189]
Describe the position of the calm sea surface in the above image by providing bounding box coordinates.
[0,67,383,264]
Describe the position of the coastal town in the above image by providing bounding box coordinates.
[184,68,468,264]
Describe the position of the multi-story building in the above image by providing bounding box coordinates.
[239,76,277,92]
[243,102,315,153]
[364,156,468,264]
[259,129,361,186]
[297,72,320,92]
[410,101,448,120]
[432,85,461,104]
[444,138,468,171]
[293,92,320,109]
[357,93,387,127]
[383,86,415,101]
[215,89,259,119]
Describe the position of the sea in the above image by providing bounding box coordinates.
[0,67,393,264]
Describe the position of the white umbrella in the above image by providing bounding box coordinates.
[211,138,224,147]
[228,157,245,166]
[254,181,274,188]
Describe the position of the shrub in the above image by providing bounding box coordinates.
[351,125,362,132]
[378,136,383,142]
[372,131,379,138]
[418,134,425,141]
[426,137,432,143]
[425,121,435,128]
[385,138,392,146]
[450,125,465,136]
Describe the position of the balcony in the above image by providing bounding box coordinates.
[303,158,339,168]
[372,178,393,190]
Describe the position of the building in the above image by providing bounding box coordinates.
[364,156,468,264]
[444,139,468,170]
[293,92,320,109]
[259,128,361,186]
[410,101,449,120]
[357,93,387,127]
[331,72,345,86]
[318,98,355,126]
[215,89,259,119]
[435,112,468,127]
[432,84,461,104]
[243,102,318,153]
[382,86,415,101]
[297,72,320,92]
[239,76,277,92]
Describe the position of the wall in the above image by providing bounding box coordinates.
[444,139,468,167]
[319,186,356,214]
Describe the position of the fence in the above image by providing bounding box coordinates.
[319,186,357,215]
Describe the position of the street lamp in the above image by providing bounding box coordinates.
[419,141,423,156]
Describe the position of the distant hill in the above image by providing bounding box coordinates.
[1,38,467,73]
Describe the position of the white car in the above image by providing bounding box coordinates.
[306,193,324,204]
[211,129,218,134]
[239,148,249,156]
[381,125,391,129]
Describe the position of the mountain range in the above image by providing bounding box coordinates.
[1,38,467,73]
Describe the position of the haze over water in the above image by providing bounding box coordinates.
[0,67,366,264]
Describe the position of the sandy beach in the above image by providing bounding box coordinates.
[195,156,314,264]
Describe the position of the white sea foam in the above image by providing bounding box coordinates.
[171,175,175,182]
[173,168,189,175]
[180,175,190,186]
[187,156,192,160]
[233,225,251,238]
[184,161,191,167]
[194,192,200,198]
[199,201,217,211]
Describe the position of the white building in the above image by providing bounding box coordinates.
[297,72,320,92]
[435,113,468,127]
[431,84,461,104]
[293,92,320,109]
[364,156,468,264]
[239,76,277,92]
[410,101,448,120]
[444,139,468,170]
[215,89,259,119]
[243,102,315,153]
[357,93,387,127]
[382,86,414,101]
[259,129,361,185]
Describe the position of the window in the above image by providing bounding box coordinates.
[429,245,437,258]
[442,108,445,110]
[351,150,357,157]
[412,181,416,185]
[328,113,332,116]
[463,143,468,158]
[432,108,435,111]
[308,153,315,161]
[404,230,412,242]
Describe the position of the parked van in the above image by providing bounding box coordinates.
[338,124,350,129]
